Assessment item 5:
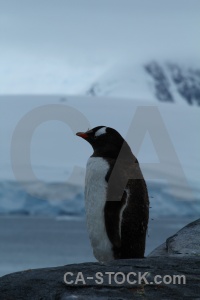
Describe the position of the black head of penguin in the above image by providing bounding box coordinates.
[76,126,132,159]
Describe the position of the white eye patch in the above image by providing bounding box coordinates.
[95,127,107,137]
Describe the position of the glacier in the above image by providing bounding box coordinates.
[0,95,199,218]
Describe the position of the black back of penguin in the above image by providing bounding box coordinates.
[76,126,149,259]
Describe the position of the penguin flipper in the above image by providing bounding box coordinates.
[104,194,129,260]
[104,158,129,258]
[104,157,149,259]
[120,177,149,258]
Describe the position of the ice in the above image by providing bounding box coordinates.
[0,95,199,217]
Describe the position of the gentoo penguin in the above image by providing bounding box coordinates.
[76,126,149,262]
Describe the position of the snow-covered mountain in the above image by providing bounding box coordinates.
[87,61,200,106]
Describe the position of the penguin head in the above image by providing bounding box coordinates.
[76,126,127,157]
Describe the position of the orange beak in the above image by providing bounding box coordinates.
[76,132,88,139]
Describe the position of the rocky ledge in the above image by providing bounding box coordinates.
[149,218,200,257]
[0,219,199,300]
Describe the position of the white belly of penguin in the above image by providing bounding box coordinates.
[85,157,114,262]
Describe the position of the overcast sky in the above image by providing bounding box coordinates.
[1,0,200,94]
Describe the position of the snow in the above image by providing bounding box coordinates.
[1,1,200,95]
[87,61,200,105]
[87,63,154,100]
[0,95,200,217]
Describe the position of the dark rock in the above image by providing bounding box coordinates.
[149,218,200,257]
[148,242,167,256]
[0,257,200,299]
[168,64,200,106]
[1,219,200,299]
[145,61,174,102]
